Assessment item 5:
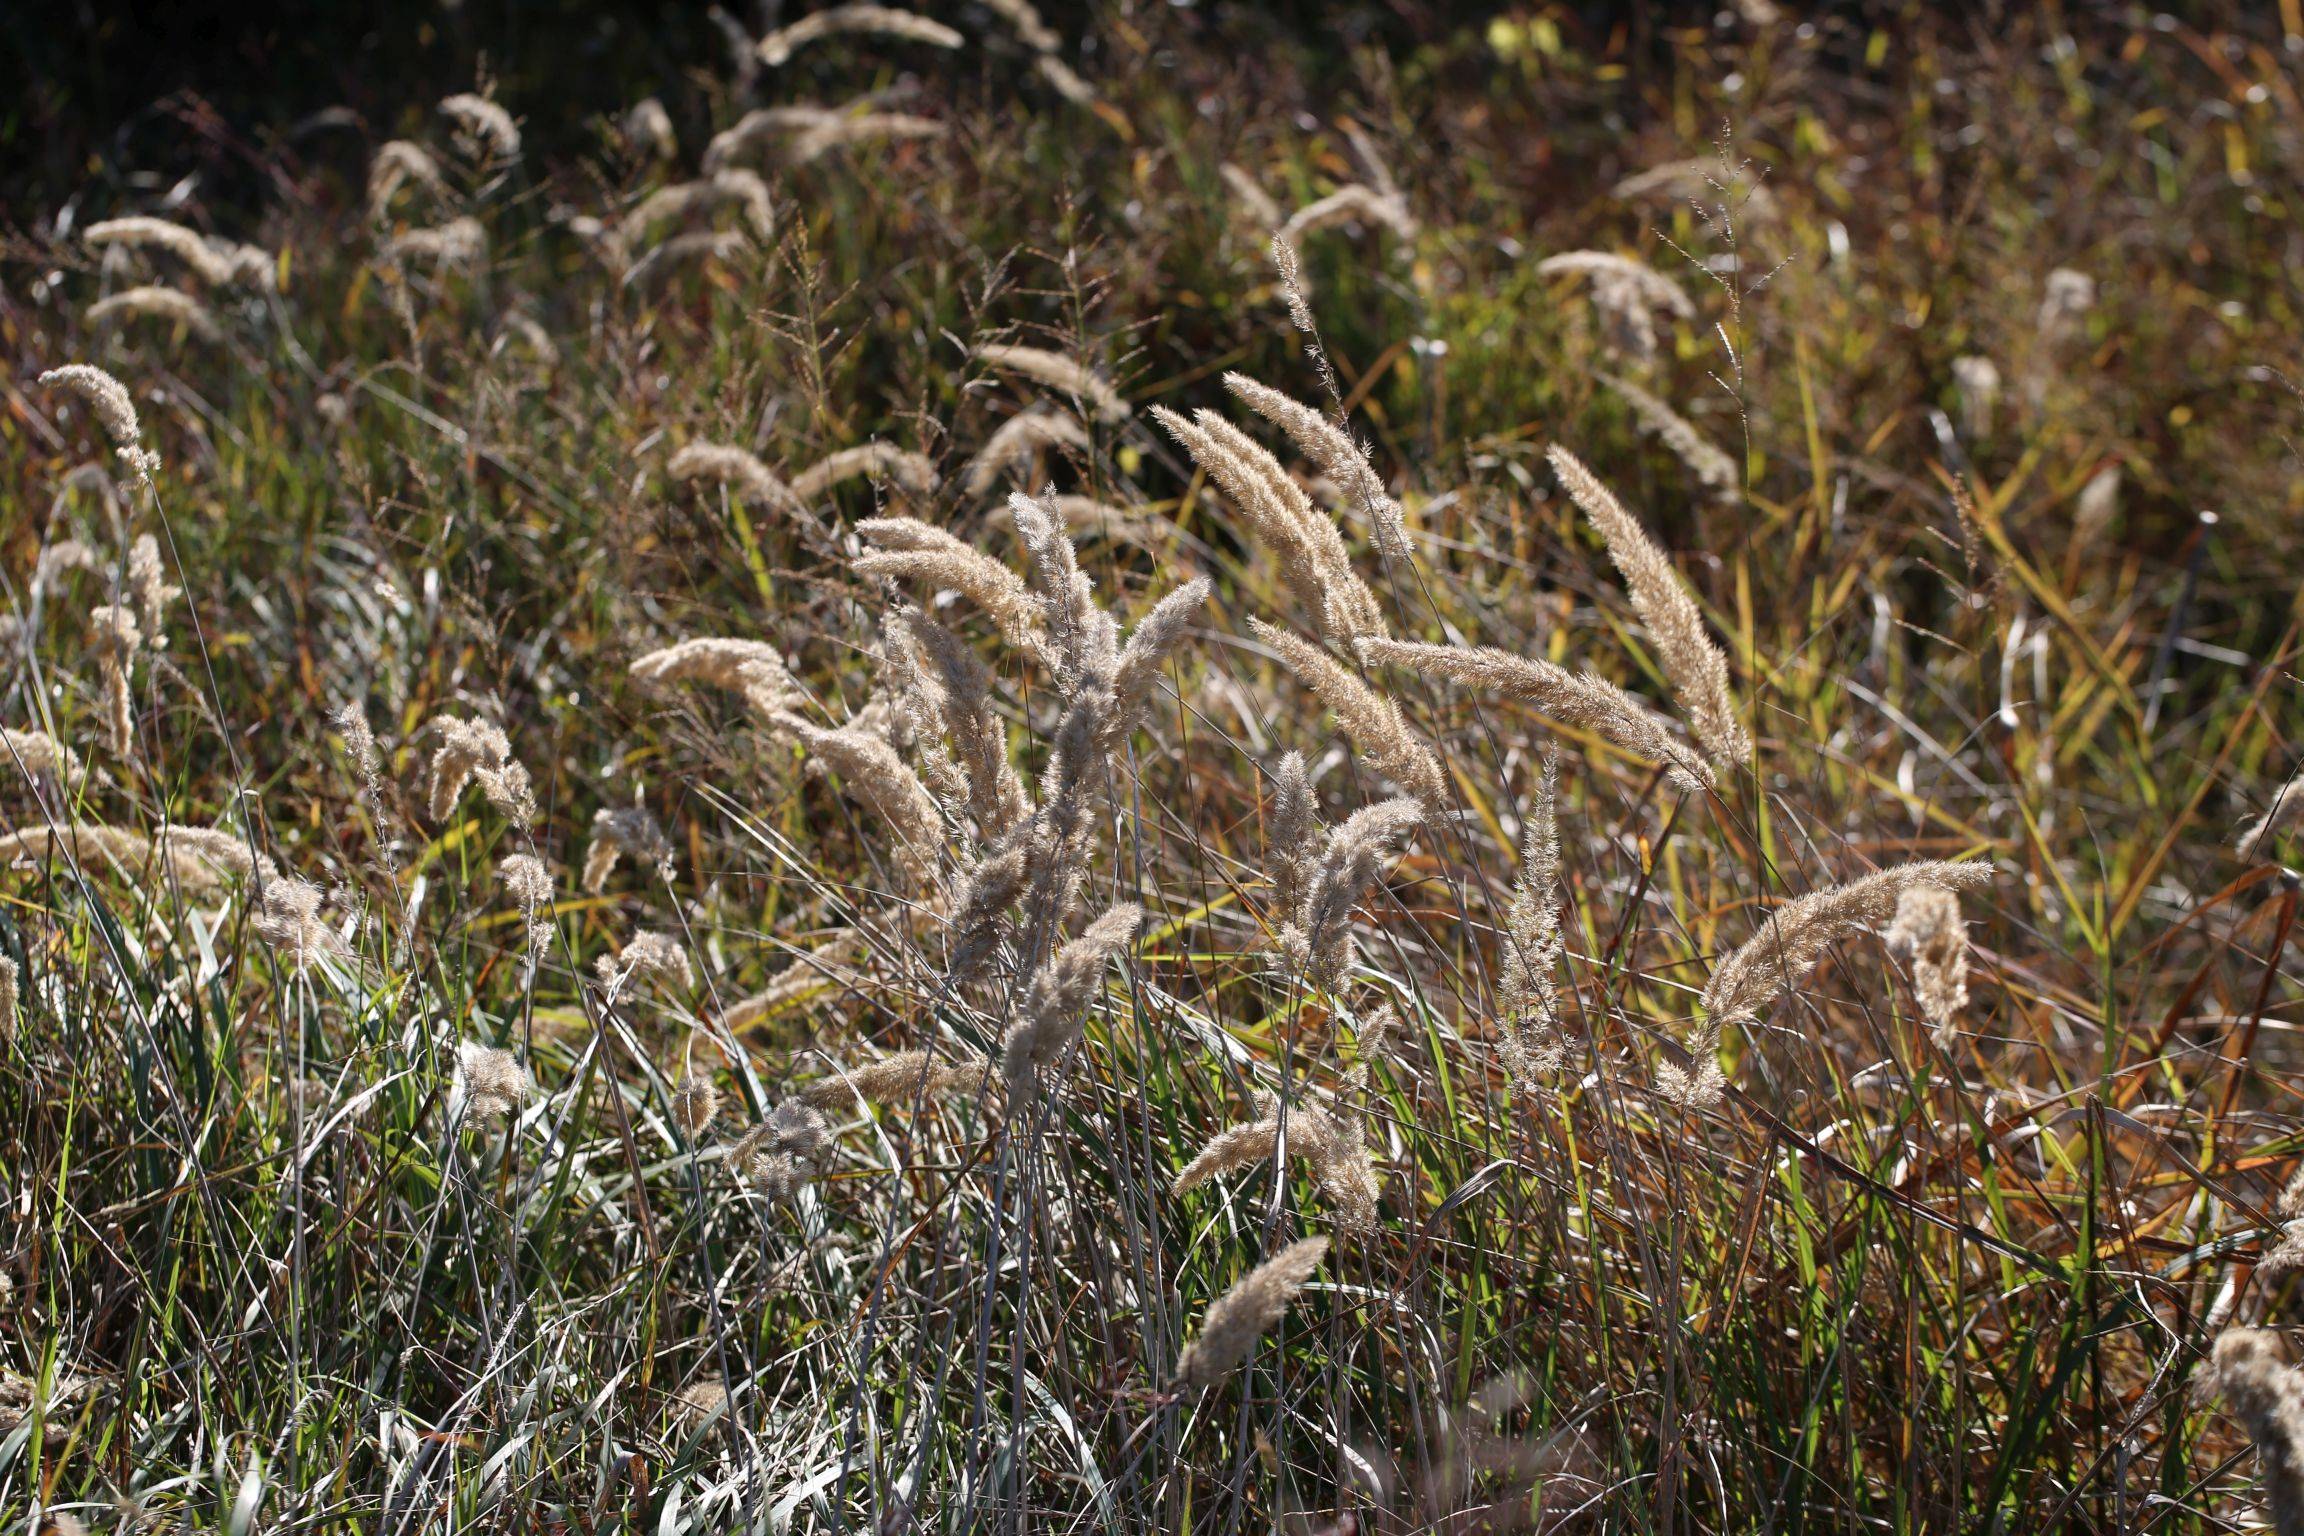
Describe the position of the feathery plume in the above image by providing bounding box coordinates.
[252,873,352,970]
[775,714,944,879]
[1001,903,1141,1101]
[1266,750,1323,923]
[457,1043,530,1125]
[787,111,946,165]
[731,1101,832,1200]
[1172,1236,1329,1389]
[1886,885,1971,1047]
[601,929,694,996]
[1288,797,1420,993]
[1358,636,1714,795]
[964,409,1091,496]
[1950,355,2002,442]
[1221,163,1284,232]
[1547,446,1748,764]
[499,854,553,947]
[1155,408,1384,644]
[1,729,84,787]
[1594,374,1741,503]
[387,218,487,267]
[621,228,756,288]
[1251,621,1445,813]
[2209,1329,2304,1536]
[1005,492,1118,690]
[2075,464,2122,545]
[1174,1092,1378,1232]
[2038,268,2096,341]
[84,217,272,289]
[0,956,18,1044]
[421,716,535,828]
[1613,157,1780,220]
[1108,578,1211,745]
[1224,372,1411,568]
[1497,752,1566,1087]
[614,171,774,264]
[2238,777,2304,861]
[757,5,963,65]
[439,93,520,161]
[791,443,939,500]
[980,0,1059,50]
[889,609,1026,833]
[1535,251,1695,317]
[702,105,842,171]
[666,442,803,515]
[38,365,159,483]
[946,839,1029,980]
[0,823,256,893]
[368,140,447,220]
[1033,55,1097,106]
[854,517,1044,652]
[631,636,806,723]
[1279,184,1416,246]
[671,1069,721,1140]
[87,286,220,341]
[583,805,673,893]
[720,929,870,1029]
[671,1379,729,1428]
[801,1049,998,1110]
[127,533,180,637]
[87,604,141,758]
[623,98,677,161]
[976,343,1130,423]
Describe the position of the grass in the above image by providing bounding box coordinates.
[5,3,2304,1532]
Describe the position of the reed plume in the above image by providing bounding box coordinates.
[980,0,1059,50]
[671,1379,729,1427]
[1886,885,1971,1046]
[854,517,1044,652]
[1358,636,1714,795]
[38,365,159,483]
[1287,796,1421,993]
[1547,446,1748,765]
[457,1043,530,1125]
[87,287,220,342]
[1224,372,1412,567]
[788,112,947,165]
[1535,251,1695,317]
[666,442,804,515]
[791,443,939,500]
[387,218,487,267]
[731,1101,833,1200]
[632,638,806,724]
[1249,620,1445,814]
[1,729,84,787]
[614,171,774,264]
[1107,578,1211,746]
[801,1049,997,1110]
[1174,1092,1378,1232]
[1496,751,1566,1087]
[438,93,520,162]
[1156,409,1385,645]
[1220,164,1284,232]
[1266,749,1323,923]
[1172,1236,1328,1390]
[1001,902,1141,1102]
[603,930,694,996]
[757,5,963,66]
[1613,156,1781,220]
[976,343,1130,423]
[87,604,140,758]
[964,409,1089,496]
[252,874,352,970]
[671,1070,721,1140]
[703,106,844,171]
[2238,777,2303,861]
[888,608,1026,834]
[367,141,447,220]
[2210,1329,2304,1536]
[773,714,944,881]
[420,716,535,828]
[128,534,180,636]
[583,805,673,893]
[622,229,754,288]
[1594,375,1742,504]
[0,823,256,893]
[83,217,272,289]
[1278,183,1417,246]
[720,929,869,1029]
[623,98,677,161]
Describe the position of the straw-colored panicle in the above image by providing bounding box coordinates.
[1546,447,1748,765]
[1287,797,1421,994]
[981,0,1060,50]
[1000,903,1141,1102]
[1006,492,1119,690]
[853,517,1044,653]
[801,1048,998,1110]
[38,366,159,484]
[498,853,553,911]
[1223,373,1412,568]
[1535,251,1695,321]
[621,228,755,288]
[671,1378,729,1428]
[2209,1329,2304,1536]
[1,729,84,787]
[1279,184,1417,246]
[889,609,1026,834]
[0,823,258,894]
[1265,750,1323,924]
[387,218,487,267]
[367,140,447,221]
[719,928,871,1031]
[1249,621,1445,815]
[251,873,351,970]
[732,1101,833,1200]
[87,604,141,759]
[84,217,274,290]
[1106,578,1211,747]
[613,171,775,266]
[2266,1166,2304,1278]
[2238,777,2304,862]
[87,286,221,342]
[791,443,939,501]
[975,343,1131,424]
[964,409,1091,497]
[2075,464,2122,546]
[1886,885,1970,1047]
[757,5,963,65]
[127,534,180,637]
[422,716,535,828]
[1220,164,1284,233]
[1174,1091,1379,1232]
[773,714,944,881]
[623,98,677,161]
[1172,1236,1329,1390]
[1949,355,2002,442]
[1612,156,1781,221]
[702,106,825,171]
[671,1070,721,1140]
[1155,408,1385,646]
[631,636,806,722]
[2037,267,2096,342]
[1033,55,1096,106]
[0,955,18,1044]
[1497,752,1567,1087]
[946,839,1029,981]
[583,805,673,893]
[1592,375,1742,505]
[1358,636,1714,796]
[439,93,520,162]
[600,929,694,996]
[666,442,792,510]
[787,112,947,166]
[457,1042,530,1126]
